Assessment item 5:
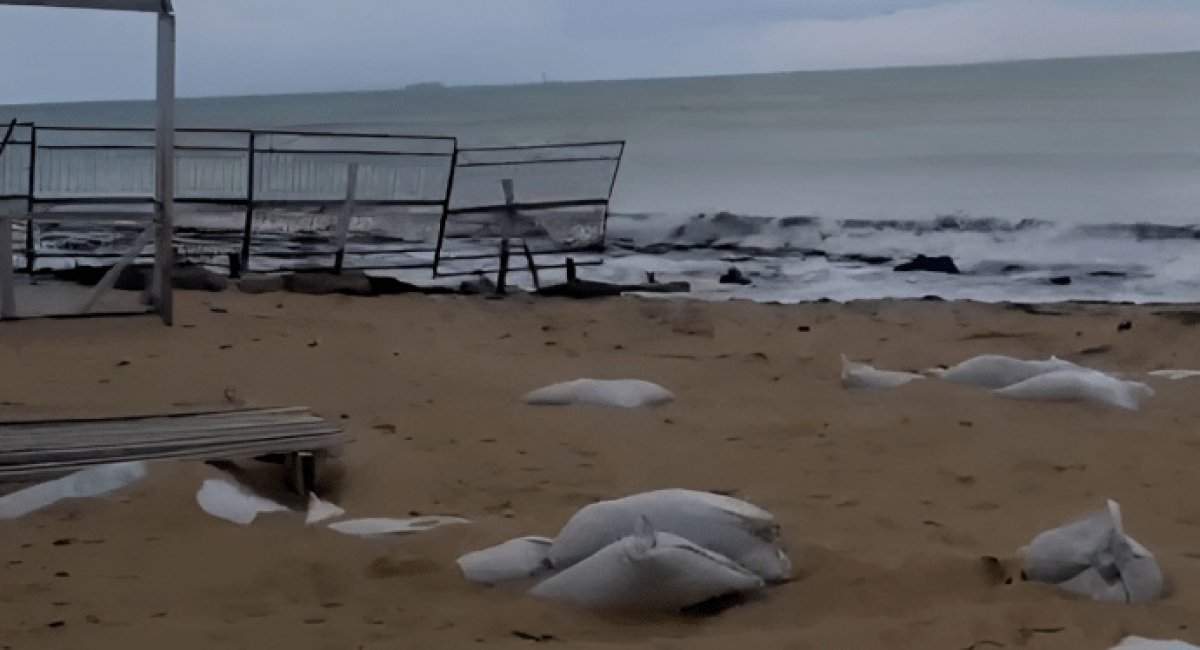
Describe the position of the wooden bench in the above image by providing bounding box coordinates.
[0,407,346,494]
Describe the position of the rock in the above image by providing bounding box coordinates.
[114,265,151,291]
[285,272,372,296]
[459,275,497,295]
[537,280,622,299]
[894,255,960,274]
[1117,321,1132,332]
[172,266,227,292]
[367,276,422,295]
[1049,276,1072,286]
[110,265,225,292]
[237,274,286,294]
[719,267,752,285]
[619,281,690,294]
[53,266,110,287]
[840,253,892,266]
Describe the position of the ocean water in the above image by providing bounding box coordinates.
[4,51,1200,303]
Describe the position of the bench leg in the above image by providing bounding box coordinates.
[286,451,317,496]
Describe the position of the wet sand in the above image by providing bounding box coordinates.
[2,292,1199,649]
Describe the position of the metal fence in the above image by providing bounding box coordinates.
[0,123,625,318]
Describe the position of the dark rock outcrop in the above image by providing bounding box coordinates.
[894,255,960,274]
[719,267,752,285]
[285,271,373,296]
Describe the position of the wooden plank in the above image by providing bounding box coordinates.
[0,407,312,434]
[0,430,347,463]
[79,224,155,314]
[0,423,342,453]
[0,406,346,478]
[0,437,349,477]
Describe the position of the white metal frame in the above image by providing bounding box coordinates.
[0,0,175,324]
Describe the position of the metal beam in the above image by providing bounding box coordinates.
[0,0,170,13]
[153,10,175,325]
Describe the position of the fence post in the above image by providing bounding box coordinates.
[0,217,14,319]
[24,125,36,274]
[240,131,256,272]
[493,178,516,295]
[332,162,358,274]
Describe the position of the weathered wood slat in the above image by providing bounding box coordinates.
[0,414,331,445]
[0,407,346,478]
[0,424,340,457]
[0,406,309,430]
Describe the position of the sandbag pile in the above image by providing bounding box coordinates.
[457,488,790,612]
[844,352,1155,411]
[1020,500,1164,604]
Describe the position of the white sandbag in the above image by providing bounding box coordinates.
[305,493,345,525]
[328,516,470,536]
[457,536,554,584]
[841,354,923,389]
[994,369,1154,411]
[1111,637,1200,649]
[523,379,674,408]
[547,488,791,582]
[1021,500,1164,604]
[1148,369,1200,380]
[0,461,147,519]
[530,519,764,611]
[939,354,1081,388]
[195,478,289,525]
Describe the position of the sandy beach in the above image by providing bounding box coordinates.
[2,291,1200,649]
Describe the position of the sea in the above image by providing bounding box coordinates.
[4,51,1200,304]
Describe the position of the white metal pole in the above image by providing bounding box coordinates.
[154,10,175,324]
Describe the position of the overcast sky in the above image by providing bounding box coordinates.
[2,0,1200,104]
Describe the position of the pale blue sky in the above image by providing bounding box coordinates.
[2,0,1199,104]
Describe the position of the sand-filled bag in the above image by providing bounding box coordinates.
[938,354,1081,388]
[457,536,554,585]
[530,520,764,611]
[523,379,674,408]
[0,461,148,519]
[994,369,1154,411]
[841,354,923,389]
[328,516,470,536]
[547,488,790,582]
[196,478,289,525]
[1021,500,1164,604]
[1111,638,1200,650]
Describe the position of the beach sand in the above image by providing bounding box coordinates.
[2,292,1200,649]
